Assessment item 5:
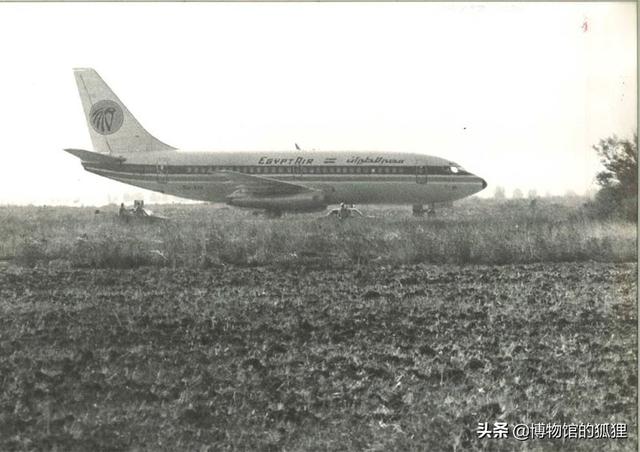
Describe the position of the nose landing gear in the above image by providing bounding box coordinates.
[412,204,436,217]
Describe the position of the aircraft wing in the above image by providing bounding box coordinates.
[221,171,327,212]
[221,170,312,196]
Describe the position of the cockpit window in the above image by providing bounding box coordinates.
[448,162,465,174]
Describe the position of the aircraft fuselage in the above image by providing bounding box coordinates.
[79,150,487,207]
[67,68,487,212]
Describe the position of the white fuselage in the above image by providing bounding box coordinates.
[81,150,486,207]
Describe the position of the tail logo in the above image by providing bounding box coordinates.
[89,100,124,135]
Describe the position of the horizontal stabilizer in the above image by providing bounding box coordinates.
[63,148,126,163]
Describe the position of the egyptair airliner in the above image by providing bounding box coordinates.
[65,68,487,216]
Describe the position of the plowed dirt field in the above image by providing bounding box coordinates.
[0,262,636,451]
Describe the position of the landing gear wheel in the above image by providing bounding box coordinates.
[412,204,425,217]
[265,210,282,219]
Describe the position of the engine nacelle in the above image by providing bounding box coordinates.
[226,190,327,212]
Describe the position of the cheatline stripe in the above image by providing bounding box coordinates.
[101,163,470,176]
[86,167,483,185]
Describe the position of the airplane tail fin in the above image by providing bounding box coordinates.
[73,68,175,154]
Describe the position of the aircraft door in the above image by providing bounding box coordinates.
[416,165,428,184]
[156,159,169,184]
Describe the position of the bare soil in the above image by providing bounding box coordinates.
[0,262,636,451]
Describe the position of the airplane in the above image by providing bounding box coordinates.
[65,68,487,217]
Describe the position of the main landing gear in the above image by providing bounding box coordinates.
[412,204,436,217]
[264,210,283,219]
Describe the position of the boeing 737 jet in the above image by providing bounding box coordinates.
[66,69,487,216]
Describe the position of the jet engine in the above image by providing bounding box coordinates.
[226,190,327,212]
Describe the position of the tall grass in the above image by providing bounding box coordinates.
[0,198,636,269]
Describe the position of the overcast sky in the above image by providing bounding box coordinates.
[0,2,636,205]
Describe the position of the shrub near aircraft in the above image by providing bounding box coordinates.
[65,69,487,217]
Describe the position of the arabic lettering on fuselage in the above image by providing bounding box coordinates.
[346,156,405,165]
[257,156,405,165]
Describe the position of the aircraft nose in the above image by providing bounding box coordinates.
[481,178,487,190]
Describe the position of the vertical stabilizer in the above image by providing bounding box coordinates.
[73,68,175,154]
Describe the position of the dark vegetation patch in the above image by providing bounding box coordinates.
[0,262,635,450]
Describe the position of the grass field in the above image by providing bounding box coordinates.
[0,197,636,269]
[0,198,636,450]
